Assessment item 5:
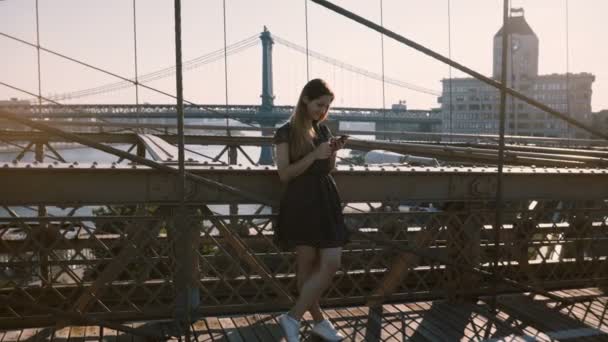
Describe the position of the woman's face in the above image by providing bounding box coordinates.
[305,95,333,121]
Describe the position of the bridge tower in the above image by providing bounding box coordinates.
[258,27,279,165]
[260,26,275,110]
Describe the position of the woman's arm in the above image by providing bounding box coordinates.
[275,142,331,182]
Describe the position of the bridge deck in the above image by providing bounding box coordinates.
[2,288,607,341]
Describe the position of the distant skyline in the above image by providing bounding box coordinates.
[1,0,606,111]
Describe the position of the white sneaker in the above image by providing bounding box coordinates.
[278,313,301,342]
[311,319,344,341]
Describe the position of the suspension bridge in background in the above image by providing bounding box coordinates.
[1,0,608,341]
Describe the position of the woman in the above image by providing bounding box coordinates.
[273,78,349,342]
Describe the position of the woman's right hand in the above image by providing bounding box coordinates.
[313,142,332,159]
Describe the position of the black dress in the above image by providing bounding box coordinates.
[273,122,350,250]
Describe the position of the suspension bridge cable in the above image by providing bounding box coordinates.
[379,0,386,140]
[447,0,453,141]
[304,0,310,81]
[172,0,191,335]
[55,41,258,101]
[0,31,259,128]
[132,0,141,132]
[41,36,258,101]
[273,35,441,96]
[492,0,510,310]
[510,7,516,137]
[565,0,571,143]
[34,0,42,113]
[222,0,230,136]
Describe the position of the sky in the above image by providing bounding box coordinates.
[1,0,607,111]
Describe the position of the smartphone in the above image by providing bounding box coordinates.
[337,135,350,142]
[330,135,349,150]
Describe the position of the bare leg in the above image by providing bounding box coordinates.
[295,246,324,322]
[289,247,342,320]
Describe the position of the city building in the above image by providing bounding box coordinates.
[0,98,30,106]
[439,10,594,138]
[592,110,608,136]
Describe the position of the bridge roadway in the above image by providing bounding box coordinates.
[2,289,608,341]
[0,104,442,125]
[1,162,606,205]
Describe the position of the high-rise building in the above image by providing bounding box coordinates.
[439,10,594,138]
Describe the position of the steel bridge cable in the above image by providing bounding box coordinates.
[447,0,453,141]
[54,41,258,101]
[222,0,230,136]
[510,7,516,136]
[132,0,141,132]
[0,31,258,128]
[273,35,441,96]
[172,0,190,334]
[304,0,310,81]
[492,0,510,310]
[21,37,257,101]
[565,0,571,143]
[35,0,42,114]
[306,0,608,140]
[379,0,386,140]
[43,36,258,101]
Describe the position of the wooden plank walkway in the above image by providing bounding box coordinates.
[2,289,607,341]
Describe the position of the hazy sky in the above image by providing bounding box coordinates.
[1,0,606,111]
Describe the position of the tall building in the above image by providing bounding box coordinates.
[592,110,608,137]
[439,10,594,138]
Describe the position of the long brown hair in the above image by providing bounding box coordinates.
[289,78,334,160]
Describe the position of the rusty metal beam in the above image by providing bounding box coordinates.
[5,124,608,147]
[0,109,274,206]
[2,131,607,166]
[346,139,607,167]
[0,163,606,205]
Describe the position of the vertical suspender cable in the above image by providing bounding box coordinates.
[379,0,386,141]
[565,0,571,144]
[34,0,48,282]
[304,0,310,81]
[173,0,189,336]
[447,0,453,142]
[510,9,516,137]
[173,2,186,207]
[173,0,186,207]
[35,0,42,114]
[173,1,186,199]
[132,0,141,131]
[223,0,230,136]
[492,0,510,311]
